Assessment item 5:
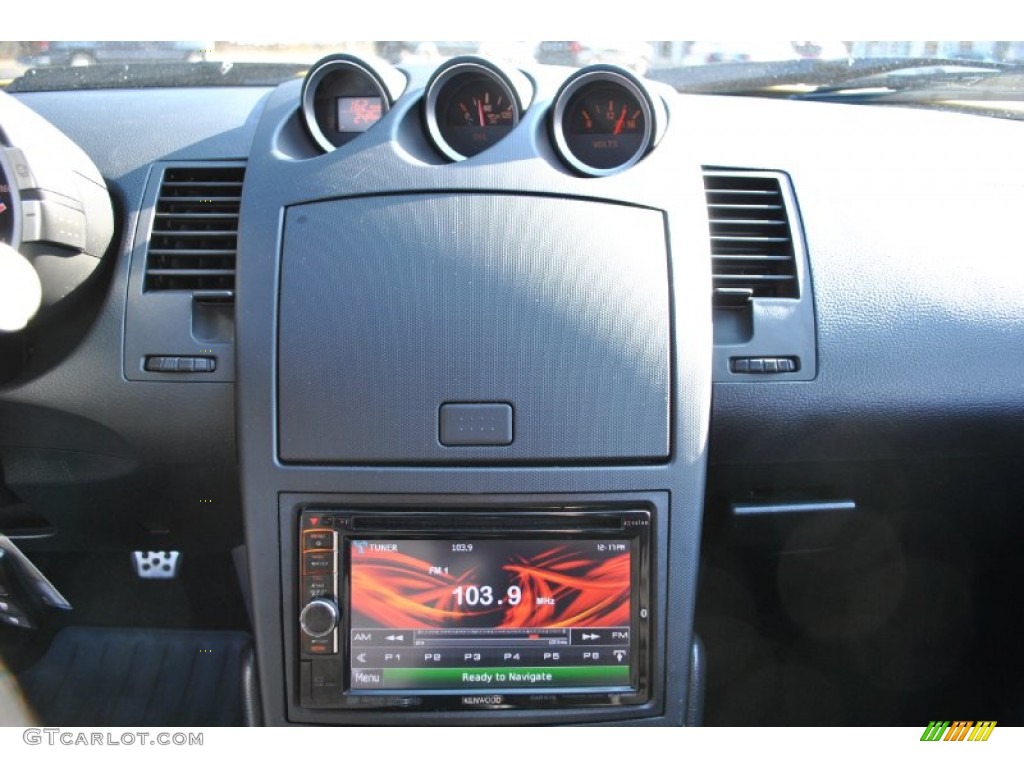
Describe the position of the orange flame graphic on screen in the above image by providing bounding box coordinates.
[501,547,630,627]
[350,545,630,629]
[350,549,478,628]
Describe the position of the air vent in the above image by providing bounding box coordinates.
[703,170,799,305]
[144,166,245,295]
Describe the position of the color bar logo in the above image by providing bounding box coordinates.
[920,721,996,741]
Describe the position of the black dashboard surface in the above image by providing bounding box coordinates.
[7,85,1023,468]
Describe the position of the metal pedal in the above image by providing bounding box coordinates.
[131,551,181,579]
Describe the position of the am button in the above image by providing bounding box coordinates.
[439,403,513,447]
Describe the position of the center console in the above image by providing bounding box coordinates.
[236,58,711,726]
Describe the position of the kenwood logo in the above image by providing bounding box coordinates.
[463,695,504,706]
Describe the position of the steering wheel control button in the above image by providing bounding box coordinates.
[439,402,513,446]
[131,550,181,579]
[3,148,37,190]
[729,356,799,374]
[301,598,340,638]
[18,200,43,242]
[30,197,87,250]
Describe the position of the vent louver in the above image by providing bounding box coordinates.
[703,170,799,305]
[144,166,245,295]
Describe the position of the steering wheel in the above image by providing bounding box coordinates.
[0,91,113,334]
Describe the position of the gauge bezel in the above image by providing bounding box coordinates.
[301,55,399,152]
[423,57,525,162]
[551,67,657,177]
[0,146,23,248]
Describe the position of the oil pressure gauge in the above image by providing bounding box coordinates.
[424,57,532,161]
[552,67,659,176]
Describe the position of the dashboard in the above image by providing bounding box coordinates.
[1,52,1023,727]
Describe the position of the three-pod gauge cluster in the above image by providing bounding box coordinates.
[300,54,665,176]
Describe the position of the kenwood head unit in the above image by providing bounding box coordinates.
[297,509,651,711]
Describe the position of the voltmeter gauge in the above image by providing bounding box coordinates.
[552,68,658,176]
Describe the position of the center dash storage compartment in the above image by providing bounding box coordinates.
[277,193,671,464]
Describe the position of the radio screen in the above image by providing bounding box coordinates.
[347,538,634,692]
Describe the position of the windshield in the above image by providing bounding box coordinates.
[3,41,1023,89]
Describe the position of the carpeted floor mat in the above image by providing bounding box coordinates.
[17,626,251,726]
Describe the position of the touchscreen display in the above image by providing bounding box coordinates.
[348,538,634,692]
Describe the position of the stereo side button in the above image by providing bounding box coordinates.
[303,633,338,655]
[303,531,336,551]
[303,574,334,600]
[303,551,335,574]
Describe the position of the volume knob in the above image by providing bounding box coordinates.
[300,598,339,638]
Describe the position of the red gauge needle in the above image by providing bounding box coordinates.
[613,106,627,135]
[477,99,486,127]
